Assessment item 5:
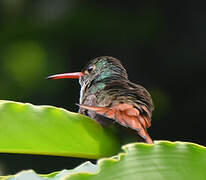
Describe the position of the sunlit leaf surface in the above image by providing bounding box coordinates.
[1,141,206,180]
[0,100,120,159]
[66,141,206,180]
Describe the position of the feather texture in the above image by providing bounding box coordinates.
[78,56,154,144]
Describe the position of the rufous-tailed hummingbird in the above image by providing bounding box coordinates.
[47,56,154,144]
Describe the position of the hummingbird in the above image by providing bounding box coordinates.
[47,56,154,144]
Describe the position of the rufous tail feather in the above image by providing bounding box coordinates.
[78,103,153,144]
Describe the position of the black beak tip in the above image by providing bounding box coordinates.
[45,76,52,80]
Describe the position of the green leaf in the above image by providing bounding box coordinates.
[66,141,206,180]
[1,141,206,180]
[0,161,98,180]
[0,100,121,159]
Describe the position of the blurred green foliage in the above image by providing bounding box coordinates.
[2,41,47,87]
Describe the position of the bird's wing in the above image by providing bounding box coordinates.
[78,103,153,144]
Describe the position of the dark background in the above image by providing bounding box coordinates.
[0,0,205,176]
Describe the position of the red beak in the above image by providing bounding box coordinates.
[46,72,84,80]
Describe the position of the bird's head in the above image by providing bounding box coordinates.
[47,56,128,87]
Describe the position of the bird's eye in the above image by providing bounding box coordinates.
[87,65,95,73]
